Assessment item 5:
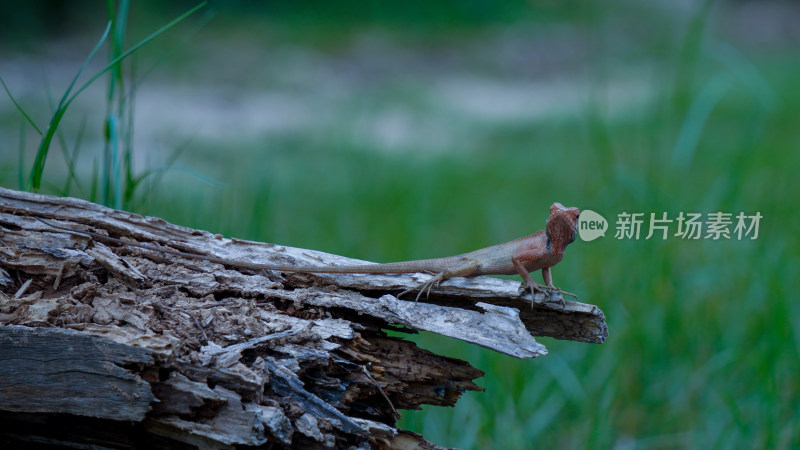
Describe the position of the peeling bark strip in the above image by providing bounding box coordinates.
[0,187,607,448]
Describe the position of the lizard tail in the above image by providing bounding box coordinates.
[264,259,444,274]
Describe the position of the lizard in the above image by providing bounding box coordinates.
[30,202,581,306]
[258,202,581,304]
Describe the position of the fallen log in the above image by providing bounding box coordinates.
[0,187,607,448]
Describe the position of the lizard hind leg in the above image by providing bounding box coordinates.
[397,260,479,303]
[397,271,448,303]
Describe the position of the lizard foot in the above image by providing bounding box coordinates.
[398,272,446,304]
[547,285,578,301]
[519,282,577,310]
[519,280,553,309]
[545,285,578,311]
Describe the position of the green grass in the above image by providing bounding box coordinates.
[135,71,798,448]
[1,1,205,205]
[2,2,799,448]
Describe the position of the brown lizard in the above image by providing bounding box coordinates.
[32,202,580,305]
[244,202,581,304]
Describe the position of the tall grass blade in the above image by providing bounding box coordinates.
[670,73,732,168]
[18,120,26,190]
[107,115,122,208]
[90,158,99,203]
[0,76,43,136]
[104,0,128,207]
[61,117,88,196]
[712,42,776,110]
[68,2,206,105]
[24,2,204,193]
[27,21,112,191]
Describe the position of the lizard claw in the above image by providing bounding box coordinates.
[397,283,423,303]
[398,272,446,304]
[519,280,552,309]
[547,285,578,301]
[545,285,578,311]
[519,282,577,310]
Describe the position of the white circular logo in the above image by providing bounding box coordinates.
[578,210,608,241]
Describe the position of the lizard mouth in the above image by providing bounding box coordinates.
[567,212,579,243]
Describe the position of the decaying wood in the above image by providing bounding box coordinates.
[0,187,607,449]
[0,325,156,420]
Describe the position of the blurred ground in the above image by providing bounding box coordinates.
[0,3,796,162]
[4,1,797,175]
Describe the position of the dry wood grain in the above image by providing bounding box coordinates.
[0,187,607,448]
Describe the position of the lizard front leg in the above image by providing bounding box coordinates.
[512,257,551,307]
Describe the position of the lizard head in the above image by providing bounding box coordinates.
[546,202,581,246]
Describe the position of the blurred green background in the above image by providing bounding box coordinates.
[1,0,798,448]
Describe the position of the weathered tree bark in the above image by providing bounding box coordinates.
[0,187,607,449]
